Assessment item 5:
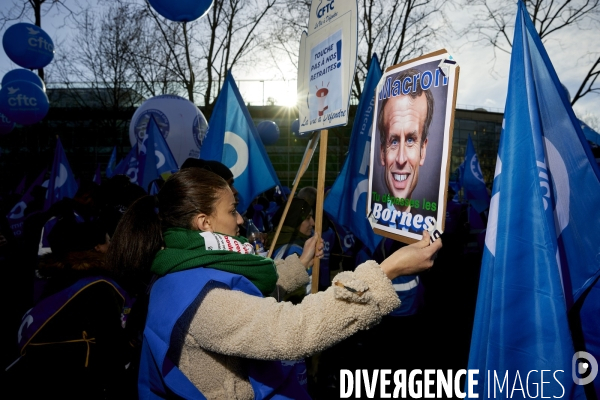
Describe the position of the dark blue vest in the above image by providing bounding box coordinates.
[138,268,311,399]
[18,276,132,354]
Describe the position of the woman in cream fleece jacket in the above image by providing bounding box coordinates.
[108,168,441,399]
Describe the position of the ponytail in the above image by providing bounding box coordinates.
[106,195,162,295]
[105,168,229,295]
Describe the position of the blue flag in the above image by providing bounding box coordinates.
[138,115,179,192]
[201,74,281,213]
[323,54,383,252]
[449,163,463,198]
[13,175,26,195]
[579,119,600,146]
[467,2,600,398]
[106,146,118,178]
[462,135,491,213]
[93,163,102,185]
[113,144,140,185]
[6,168,47,238]
[44,137,79,211]
[148,180,161,195]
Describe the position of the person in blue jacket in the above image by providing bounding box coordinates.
[107,168,442,399]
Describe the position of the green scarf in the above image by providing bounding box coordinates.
[152,228,278,296]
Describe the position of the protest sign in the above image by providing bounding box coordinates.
[367,49,459,244]
[297,0,357,133]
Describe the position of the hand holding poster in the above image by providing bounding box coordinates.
[367,50,459,244]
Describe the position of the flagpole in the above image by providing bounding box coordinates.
[267,131,321,258]
[311,129,327,294]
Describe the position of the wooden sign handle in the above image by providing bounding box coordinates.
[311,129,328,294]
[267,133,320,258]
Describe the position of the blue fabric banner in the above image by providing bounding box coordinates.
[113,144,139,185]
[43,137,78,211]
[462,135,490,213]
[201,74,281,213]
[467,2,600,398]
[13,175,26,195]
[138,115,179,192]
[579,119,600,146]
[6,168,47,238]
[323,54,383,252]
[105,146,118,178]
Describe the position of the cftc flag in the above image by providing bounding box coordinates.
[106,146,118,178]
[44,137,79,211]
[324,54,383,252]
[6,168,47,238]
[138,115,179,192]
[201,73,281,213]
[462,134,491,213]
[13,175,26,195]
[578,119,600,146]
[114,144,140,185]
[467,2,600,398]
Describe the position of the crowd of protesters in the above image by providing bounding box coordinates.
[0,157,490,399]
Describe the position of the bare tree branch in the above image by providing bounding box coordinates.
[462,0,600,104]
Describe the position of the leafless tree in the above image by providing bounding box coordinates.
[462,0,600,105]
[131,0,278,107]
[269,0,448,99]
[52,4,145,138]
[354,0,448,99]
[571,54,599,105]
[198,0,278,108]
[137,2,203,103]
[1,0,82,80]
[263,0,311,73]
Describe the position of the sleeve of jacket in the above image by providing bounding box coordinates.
[183,260,400,361]
[273,253,309,294]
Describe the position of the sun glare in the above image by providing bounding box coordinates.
[279,91,298,107]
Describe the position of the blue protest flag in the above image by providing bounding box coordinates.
[113,144,140,185]
[93,163,102,185]
[323,54,383,252]
[6,168,47,238]
[13,175,27,195]
[201,73,282,213]
[138,115,179,192]
[106,146,118,178]
[467,2,600,397]
[148,180,161,195]
[462,135,491,213]
[44,137,79,211]
[448,163,463,197]
[578,119,600,146]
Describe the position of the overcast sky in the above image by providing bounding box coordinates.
[1,2,598,126]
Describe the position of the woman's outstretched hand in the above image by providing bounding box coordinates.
[379,230,442,280]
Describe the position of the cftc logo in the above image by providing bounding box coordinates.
[572,351,598,386]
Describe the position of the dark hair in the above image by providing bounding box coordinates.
[180,158,234,181]
[297,186,317,210]
[377,67,434,149]
[272,198,313,230]
[106,169,229,294]
[48,217,107,258]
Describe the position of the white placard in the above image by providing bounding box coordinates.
[297,0,357,133]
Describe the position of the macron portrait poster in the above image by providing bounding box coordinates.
[367,50,459,244]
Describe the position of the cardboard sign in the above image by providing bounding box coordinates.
[367,49,459,244]
[297,0,357,133]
